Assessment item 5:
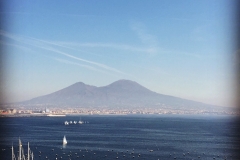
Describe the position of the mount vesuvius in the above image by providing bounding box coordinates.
[19,80,228,112]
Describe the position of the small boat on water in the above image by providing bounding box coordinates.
[79,120,84,124]
[64,121,69,125]
[63,135,67,145]
[79,117,84,124]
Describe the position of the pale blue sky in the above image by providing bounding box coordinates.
[0,0,237,107]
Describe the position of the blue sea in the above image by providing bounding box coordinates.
[0,114,239,160]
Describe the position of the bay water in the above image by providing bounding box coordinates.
[0,114,239,160]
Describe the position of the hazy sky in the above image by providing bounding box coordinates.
[0,0,237,107]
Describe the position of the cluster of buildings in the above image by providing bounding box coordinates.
[0,106,238,117]
[0,108,18,115]
[0,107,51,116]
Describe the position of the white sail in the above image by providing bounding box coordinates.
[63,135,67,144]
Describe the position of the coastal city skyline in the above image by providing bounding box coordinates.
[0,0,237,108]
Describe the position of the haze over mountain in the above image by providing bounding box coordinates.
[19,80,229,112]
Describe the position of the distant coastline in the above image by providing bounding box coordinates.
[0,112,236,118]
[0,113,66,117]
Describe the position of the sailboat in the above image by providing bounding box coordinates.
[12,138,34,160]
[63,135,67,145]
[78,117,84,124]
